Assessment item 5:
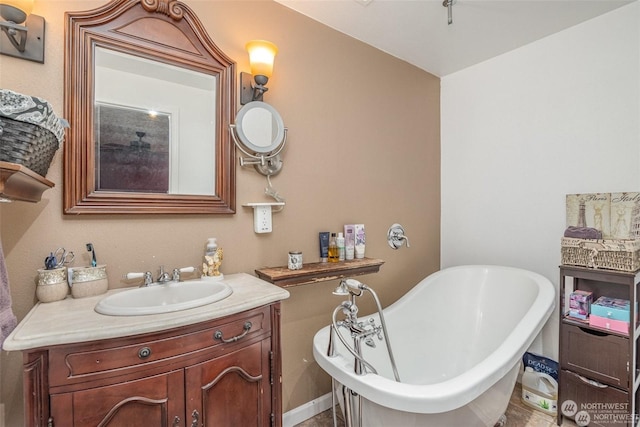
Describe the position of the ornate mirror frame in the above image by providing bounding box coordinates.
[64,0,236,214]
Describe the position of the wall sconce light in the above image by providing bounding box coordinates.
[240,40,278,105]
[0,0,45,63]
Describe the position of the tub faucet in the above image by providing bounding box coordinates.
[330,278,401,382]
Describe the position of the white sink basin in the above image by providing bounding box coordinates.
[95,280,233,316]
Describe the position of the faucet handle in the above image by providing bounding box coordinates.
[172,266,196,282]
[387,223,410,249]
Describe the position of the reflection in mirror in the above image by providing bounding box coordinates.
[94,47,217,195]
[64,0,235,214]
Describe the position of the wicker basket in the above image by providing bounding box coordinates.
[561,237,640,272]
[0,116,59,177]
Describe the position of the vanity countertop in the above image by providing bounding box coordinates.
[3,273,290,352]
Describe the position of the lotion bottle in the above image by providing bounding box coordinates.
[344,224,355,260]
[354,224,366,259]
[337,232,345,261]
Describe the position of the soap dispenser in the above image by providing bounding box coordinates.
[202,238,224,280]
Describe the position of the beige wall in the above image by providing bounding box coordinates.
[0,0,440,424]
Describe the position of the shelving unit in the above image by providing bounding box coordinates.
[558,265,640,427]
[0,161,54,202]
[255,258,384,288]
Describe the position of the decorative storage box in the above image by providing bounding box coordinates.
[561,237,640,272]
[0,89,67,177]
[566,192,640,240]
[589,315,629,335]
[589,296,631,335]
[568,290,592,320]
[591,296,631,321]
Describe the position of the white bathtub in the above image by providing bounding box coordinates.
[312,265,556,426]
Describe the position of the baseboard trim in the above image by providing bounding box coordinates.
[283,392,333,427]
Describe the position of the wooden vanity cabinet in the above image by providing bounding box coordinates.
[22,303,282,427]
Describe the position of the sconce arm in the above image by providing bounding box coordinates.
[0,21,27,52]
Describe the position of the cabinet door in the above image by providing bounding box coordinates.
[50,370,184,426]
[185,339,271,427]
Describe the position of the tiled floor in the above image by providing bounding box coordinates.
[295,383,578,426]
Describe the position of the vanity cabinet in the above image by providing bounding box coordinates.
[558,266,640,427]
[22,303,282,427]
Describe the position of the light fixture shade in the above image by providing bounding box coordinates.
[246,40,278,78]
[1,0,33,16]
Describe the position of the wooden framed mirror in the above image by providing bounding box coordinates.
[64,0,236,214]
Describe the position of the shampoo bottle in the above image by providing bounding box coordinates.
[328,233,339,262]
[337,232,345,261]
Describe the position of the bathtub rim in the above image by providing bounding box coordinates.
[312,264,556,414]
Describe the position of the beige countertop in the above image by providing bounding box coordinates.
[3,273,290,352]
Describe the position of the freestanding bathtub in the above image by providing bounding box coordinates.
[313,265,556,426]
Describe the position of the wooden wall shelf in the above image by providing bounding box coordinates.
[0,161,54,203]
[255,258,385,288]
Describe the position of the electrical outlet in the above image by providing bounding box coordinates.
[254,205,272,233]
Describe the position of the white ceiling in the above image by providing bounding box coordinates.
[274,0,634,77]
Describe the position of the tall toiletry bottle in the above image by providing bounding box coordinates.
[354,224,366,259]
[337,232,345,261]
[344,225,355,260]
[328,233,339,262]
[319,232,330,262]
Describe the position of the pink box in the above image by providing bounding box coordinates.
[589,314,629,335]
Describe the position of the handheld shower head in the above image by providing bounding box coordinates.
[332,278,367,296]
[344,278,366,290]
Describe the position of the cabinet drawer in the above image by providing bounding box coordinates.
[48,306,271,387]
[560,370,630,427]
[561,324,629,388]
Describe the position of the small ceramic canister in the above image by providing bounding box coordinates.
[36,267,69,303]
[288,251,303,270]
[70,265,108,298]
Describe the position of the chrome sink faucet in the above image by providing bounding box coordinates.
[127,266,196,287]
[156,266,172,283]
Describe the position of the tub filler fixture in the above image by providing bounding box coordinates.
[313,265,556,427]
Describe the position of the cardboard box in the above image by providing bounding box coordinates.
[568,290,592,320]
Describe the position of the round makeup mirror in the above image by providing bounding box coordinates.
[231,101,287,176]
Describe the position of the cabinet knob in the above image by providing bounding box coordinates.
[191,409,199,427]
[138,346,152,359]
[172,416,181,427]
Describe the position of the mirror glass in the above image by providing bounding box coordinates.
[94,48,216,195]
[234,101,285,154]
[64,0,236,214]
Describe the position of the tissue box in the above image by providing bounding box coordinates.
[568,290,592,320]
[591,296,631,322]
